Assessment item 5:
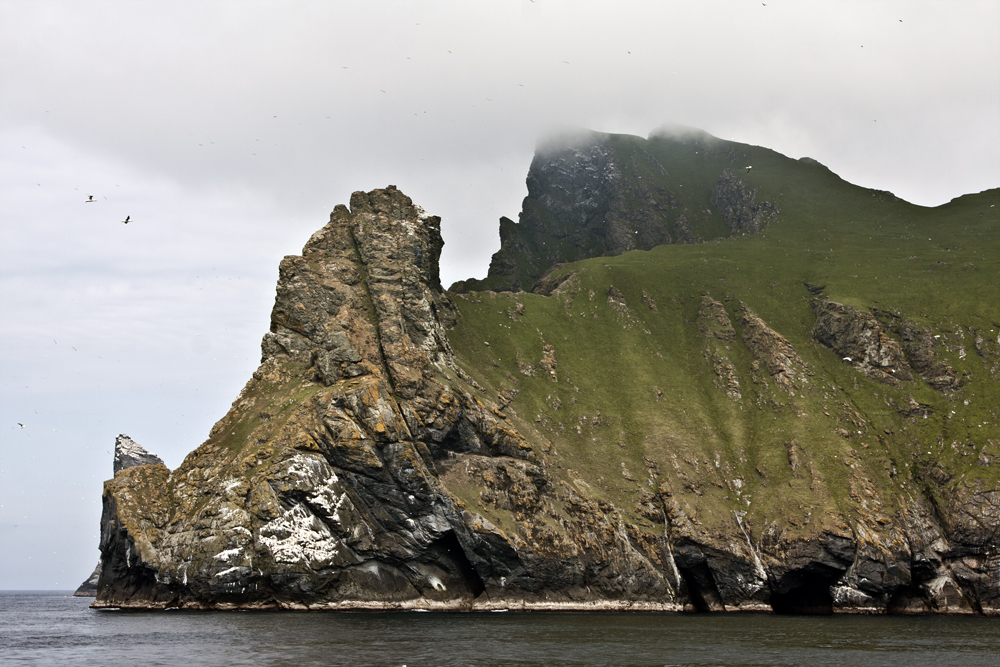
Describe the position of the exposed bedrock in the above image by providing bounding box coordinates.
[75,434,166,596]
[73,563,101,597]
[452,131,779,293]
[812,299,961,392]
[94,187,674,611]
[94,188,1000,614]
[113,433,165,473]
[709,169,778,235]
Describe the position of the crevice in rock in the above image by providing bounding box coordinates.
[433,418,486,458]
[346,225,396,394]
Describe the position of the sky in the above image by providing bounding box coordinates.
[1,0,997,590]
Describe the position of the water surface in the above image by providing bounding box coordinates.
[3,592,998,666]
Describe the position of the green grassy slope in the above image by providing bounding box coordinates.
[446,132,1000,545]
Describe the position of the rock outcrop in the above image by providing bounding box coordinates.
[73,563,101,597]
[709,169,779,235]
[812,300,913,385]
[93,187,680,611]
[75,434,166,596]
[451,130,778,293]
[812,300,961,392]
[738,304,808,393]
[113,434,165,473]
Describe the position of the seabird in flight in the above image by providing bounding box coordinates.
[745,166,752,172]
[85,195,95,202]
[122,215,131,224]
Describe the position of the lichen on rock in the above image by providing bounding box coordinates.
[93,187,673,611]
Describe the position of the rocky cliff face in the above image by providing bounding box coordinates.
[113,434,165,473]
[75,434,165,597]
[95,182,1000,615]
[451,130,778,293]
[73,563,101,597]
[94,187,676,610]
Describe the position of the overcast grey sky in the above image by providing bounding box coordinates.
[1,0,997,589]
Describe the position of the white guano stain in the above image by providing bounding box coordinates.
[259,503,344,569]
[213,548,242,562]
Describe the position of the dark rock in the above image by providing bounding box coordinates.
[896,322,962,392]
[75,435,166,595]
[73,563,101,597]
[709,170,779,235]
[454,131,751,293]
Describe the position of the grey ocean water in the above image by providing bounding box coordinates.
[3,592,999,666]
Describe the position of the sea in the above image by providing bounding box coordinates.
[2,591,999,666]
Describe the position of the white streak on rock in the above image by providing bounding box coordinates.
[213,548,242,562]
[259,502,346,569]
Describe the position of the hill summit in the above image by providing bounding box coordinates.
[453,127,783,293]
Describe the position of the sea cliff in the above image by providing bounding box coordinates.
[94,130,1000,614]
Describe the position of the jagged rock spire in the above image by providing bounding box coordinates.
[113,434,164,474]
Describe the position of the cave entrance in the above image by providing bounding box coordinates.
[429,530,486,598]
[769,569,839,615]
[678,562,726,613]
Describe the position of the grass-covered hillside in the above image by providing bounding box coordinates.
[446,130,1000,607]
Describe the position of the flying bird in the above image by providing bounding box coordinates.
[122,215,131,224]
[85,195,95,203]
[17,423,25,429]
[745,166,752,172]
